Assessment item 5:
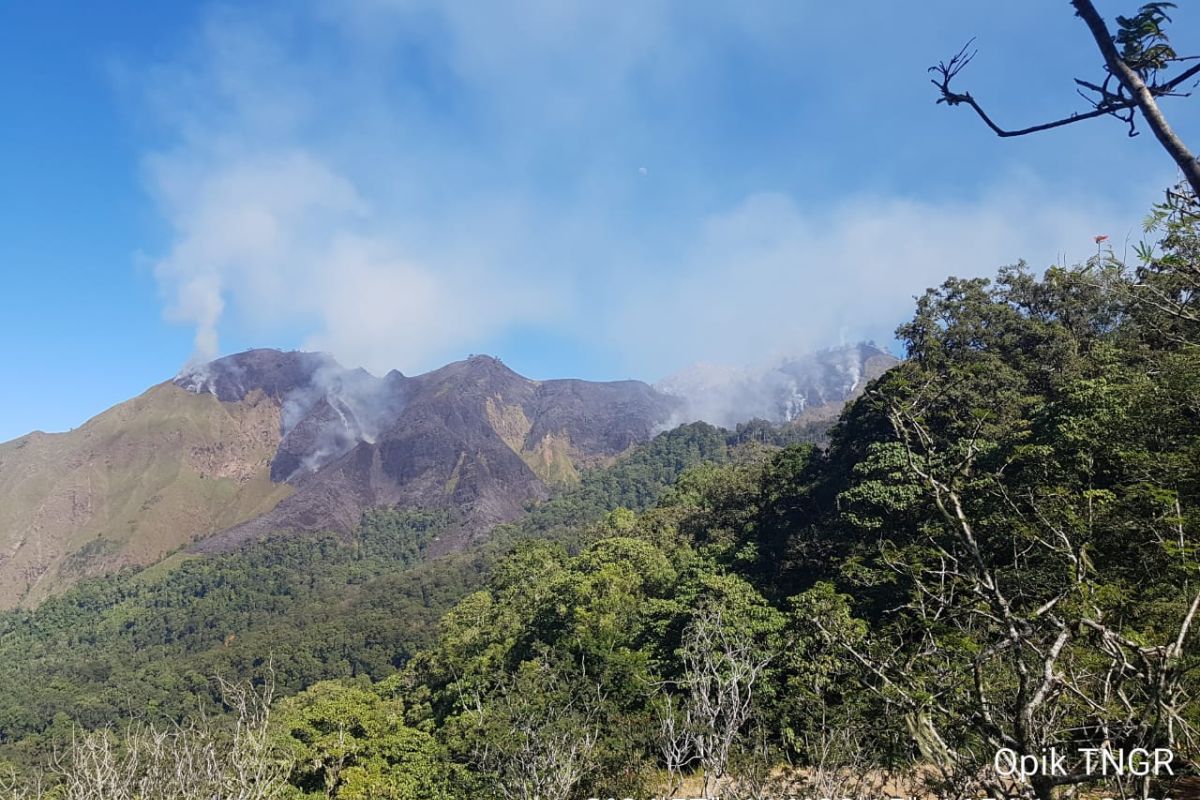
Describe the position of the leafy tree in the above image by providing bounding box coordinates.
[274,681,459,800]
[825,255,1200,799]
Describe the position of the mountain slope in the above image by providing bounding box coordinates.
[0,350,679,605]
[0,345,898,607]
[0,383,292,607]
[192,353,678,555]
[0,421,737,753]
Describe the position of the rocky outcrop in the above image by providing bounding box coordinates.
[184,352,680,554]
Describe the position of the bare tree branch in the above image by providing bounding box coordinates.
[929,3,1200,195]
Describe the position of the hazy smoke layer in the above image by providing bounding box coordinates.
[139,2,1160,380]
[657,343,892,429]
[175,352,409,479]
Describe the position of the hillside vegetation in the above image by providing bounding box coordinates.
[3,195,1200,800]
[0,421,742,768]
[318,194,1200,800]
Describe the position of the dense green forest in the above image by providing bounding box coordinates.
[383,193,1200,800]
[3,193,1200,799]
[0,419,745,768]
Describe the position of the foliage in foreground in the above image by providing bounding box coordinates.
[387,192,1200,800]
[4,194,1200,799]
[0,420,741,768]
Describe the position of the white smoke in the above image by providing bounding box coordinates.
[134,1,1167,385]
[657,343,894,429]
[150,151,366,364]
[174,349,411,479]
[842,346,862,395]
[274,359,409,479]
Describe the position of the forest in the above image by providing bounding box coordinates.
[1,187,1197,799]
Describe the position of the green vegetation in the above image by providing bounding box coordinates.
[504,419,731,543]
[4,195,1200,799]
[375,191,1199,799]
[0,420,740,770]
[0,509,459,761]
[275,680,463,798]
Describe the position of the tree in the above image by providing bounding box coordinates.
[273,680,457,800]
[930,1,1200,196]
[1130,183,1200,344]
[654,600,780,798]
[827,264,1200,800]
[0,676,288,800]
[461,654,605,800]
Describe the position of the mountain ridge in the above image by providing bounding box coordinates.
[656,342,898,429]
[0,344,897,607]
[0,350,682,605]
[188,351,680,556]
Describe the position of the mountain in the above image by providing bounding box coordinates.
[0,380,292,608]
[185,351,679,556]
[0,350,678,607]
[0,344,899,608]
[656,342,899,429]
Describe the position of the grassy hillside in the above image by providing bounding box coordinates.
[0,383,292,607]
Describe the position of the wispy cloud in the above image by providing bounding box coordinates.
[609,176,1151,372]
[135,0,1169,379]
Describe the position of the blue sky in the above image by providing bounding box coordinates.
[1,1,1197,441]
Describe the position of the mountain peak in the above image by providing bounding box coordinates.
[422,353,528,393]
[174,349,341,403]
[459,353,520,375]
[0,343,896,606]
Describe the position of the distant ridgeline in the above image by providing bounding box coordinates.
[0,344,888,609]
